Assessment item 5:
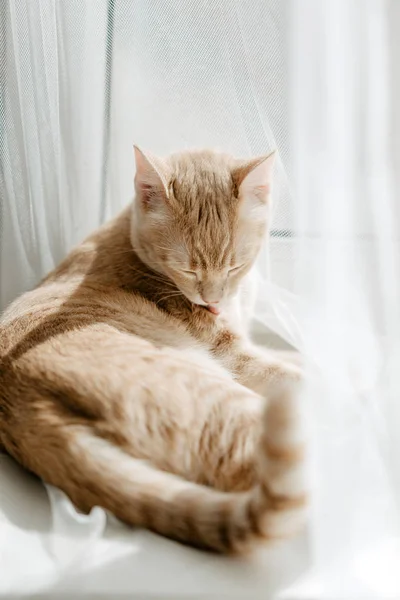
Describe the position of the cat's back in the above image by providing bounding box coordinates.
[0,278,200,364]
[0,239,198,362]
[0,206,226,369]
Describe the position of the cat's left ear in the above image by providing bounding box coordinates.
[133,146,169,210]
[233,151,276,204]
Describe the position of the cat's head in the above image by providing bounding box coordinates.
[130,147,275,314]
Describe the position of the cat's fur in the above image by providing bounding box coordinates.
[0,148,306,553]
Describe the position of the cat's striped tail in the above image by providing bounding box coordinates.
[60,380,307,553]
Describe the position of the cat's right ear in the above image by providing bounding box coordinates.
[133,146,169,210]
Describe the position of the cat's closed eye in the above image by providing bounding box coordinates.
[180,270,197,279]
[228,264,245,275]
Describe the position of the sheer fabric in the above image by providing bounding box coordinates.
[282,1,400,597]
[0,0,292,311]
[0,1,399,597]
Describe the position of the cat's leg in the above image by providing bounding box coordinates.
[3,326,306,552]
[210,327,303,395]
[236,269,303,372]
[272,349,303,367]
[221,344,303,395]
[19,384,305,553]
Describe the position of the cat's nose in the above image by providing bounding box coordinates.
[201,297,219,305]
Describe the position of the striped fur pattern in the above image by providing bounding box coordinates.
[0,148,306,552]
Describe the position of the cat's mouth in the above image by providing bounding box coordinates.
[194,303,220,316]
[189,297,221,316]
[205,304,220,316]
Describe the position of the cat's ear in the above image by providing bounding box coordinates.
[233,151,276,204]
[133,146,169,210]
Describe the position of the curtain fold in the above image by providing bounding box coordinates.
[0,1,109,308]
[281,1,400,597]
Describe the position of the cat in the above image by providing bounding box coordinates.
[0,147,306,553]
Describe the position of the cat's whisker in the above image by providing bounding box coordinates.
[156,292,184,300]
[154,291,192,309]
[153,243,187,256]
[127,265,176,288]
[111,248,135,255]
[155,292,185,304]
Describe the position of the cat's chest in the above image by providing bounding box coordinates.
[195,276,255,341]
[167,275,255,350]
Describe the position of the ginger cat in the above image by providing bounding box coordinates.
[0,148,306,553]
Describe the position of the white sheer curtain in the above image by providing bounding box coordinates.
[276,1,400,597]
[0,0,293,311]
[0,1,110,310]
[1,0,399,598]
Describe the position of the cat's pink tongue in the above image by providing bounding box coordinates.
[207,305,220,315]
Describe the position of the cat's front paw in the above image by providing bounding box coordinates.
[269,361,304,386]
[274,350,303,368]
